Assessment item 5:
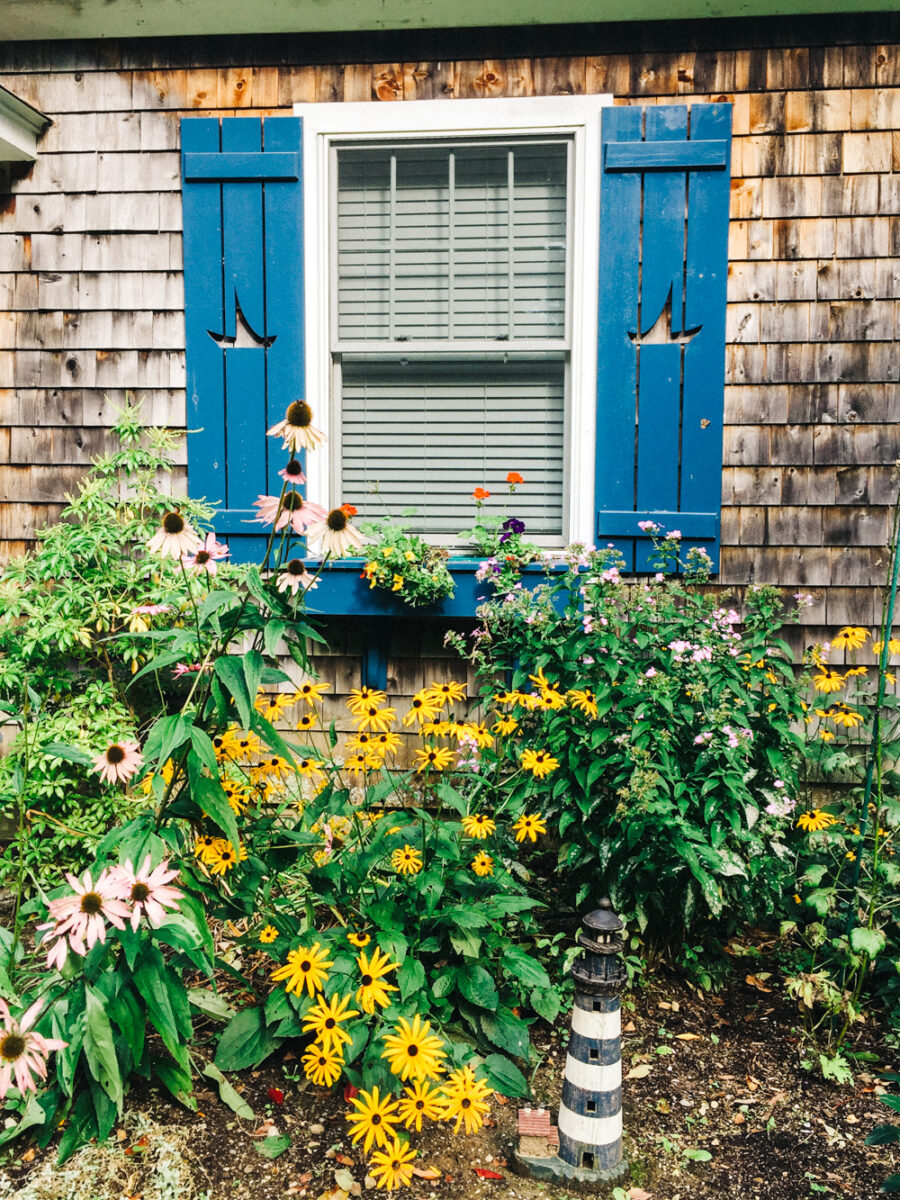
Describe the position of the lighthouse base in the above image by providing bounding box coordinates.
[513,1152,629,1192]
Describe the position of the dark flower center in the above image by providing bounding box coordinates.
[131,882,150,903]
[392,1161,401,1170]
[0,1033,26,1061]
[81,891,103,915]
[301,960,311,971]
[361,974,373,986]
[406,1045,418,1057]
[325,1018,336,1029]
[412,699,423,709]
[284,459,304,478]
[461,1098,471,1108]
[162,511,185,534]
[283,491,306,512]
[286,400,312,427]
[415,1100,424,1110]
[195,550,211,564]
[106,744,126,764]
[371,1115,382,1125]
[326,509,348,532]
[286,559,304,576]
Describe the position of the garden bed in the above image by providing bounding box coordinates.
[1,949,894,1200]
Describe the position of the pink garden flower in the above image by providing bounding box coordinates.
[267,400,327,453]
[182,531,230,576]
[278,459,307,485]
[251,492,327,536]
[0,998,66,1099]
[107,855,183,931]
[38,868,129,967]
[93,740,143,785]
[133,604,172,616]
[277,558,318,595]
[147,511,201,559]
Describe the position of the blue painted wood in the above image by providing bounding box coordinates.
[183,151,300,180]
[596,103,731,573]
[595,106,642,572]
[262,117,306,497]
[604,140,728,171]
[181,115,305,564]
[182,118,228,533]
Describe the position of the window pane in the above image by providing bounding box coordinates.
[335,141,568,343]
[340,360,565,536]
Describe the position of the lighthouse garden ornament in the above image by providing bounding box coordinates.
[515,899,629,1189]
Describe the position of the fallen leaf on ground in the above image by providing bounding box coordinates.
[334,1168,356,1190]
[745,975,772,993]
[626,1063,653,1080]
[344,1084,359,1102]
[412,1167,442,1180]
[473,1168,504,1180]
[624,1020,636,1032]
[675,1033,702,1040]
[21,1149,35,1163]
[254,1132,291,1161]
[336,1154,355,1166]
[493,1092,508,1104]
[627,1189,652,1200]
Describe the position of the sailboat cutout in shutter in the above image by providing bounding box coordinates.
[595,103,731,573]
[181,116,304,563]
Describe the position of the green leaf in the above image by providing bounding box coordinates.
[867,1125,900,1146]
[242,648,264,707]
[84,984,124,1112]
[215,1006,283,1072]
[882,1176,900,1194]
[398,957,426,1002]
[432,971,456,999]
[214,656,253,730]
[188,988,237,1022]
[144,713,191,767]
[683,1148,712,1162]
[850,926,887,957]
[190,726,219,774]
[255,1133,292,1160]
[197,588,239,627]
[42,741,94,766]
[530,986,561,1025]
[264,619,287,657]
[188,760,239,851]
[481,1053,528,1097]
[457,964,498,1010]
[202,1063,255,1120]
[153,1053,196,1109]
[502,947,551,990]
[481,1009,530,1058]
[0,1093,47,1149]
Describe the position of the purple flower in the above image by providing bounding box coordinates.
[499,517,526,543]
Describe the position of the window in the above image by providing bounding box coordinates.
[297,96,611,547]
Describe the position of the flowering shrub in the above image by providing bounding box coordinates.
[451,533,809,971]
[359,516,455,607]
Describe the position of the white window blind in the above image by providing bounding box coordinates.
[332,137,571,538]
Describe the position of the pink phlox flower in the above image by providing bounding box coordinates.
[665,530,682,540]
[38,869,129,966]
[583,617,594,633]
[581,656,594,666]
[599,616,608,626]
[774,779,785,789]
[637,520,659,533]
[182,532,230,576]
[691,646,712,663]
[0,998,67,1100]
[765,797,798,818]
[654,573,664,583]
[250,492,327,536]
[694,732,712,745]
[107,855,183,932]
[794,592,814,608]
[132,604,172,616]
[92,740,143,785]
[644,667,657,678]
[600,567,621,585]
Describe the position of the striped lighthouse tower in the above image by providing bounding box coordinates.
[557,899,628,1182]
[514,899,628,1188]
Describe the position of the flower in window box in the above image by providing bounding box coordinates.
[267,400,327,452]
[472,487,491,501]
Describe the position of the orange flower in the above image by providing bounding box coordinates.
[340,503,358,517]
[506,471,524,485]
[472,488,490,500]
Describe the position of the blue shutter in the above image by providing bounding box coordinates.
[181,116,304,562]
[595,103,731,572]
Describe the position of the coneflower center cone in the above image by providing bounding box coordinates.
[162,512,185,534]
[105,745,126,764]
[326,509,348,531]
[286,401,312,427]
[0,1034,25,1060]
[282,492,307,511]
[80,892,103,914]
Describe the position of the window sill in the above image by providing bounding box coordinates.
[303,556,565,619]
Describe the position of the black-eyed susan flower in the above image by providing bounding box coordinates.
[391,845,423,875]
[513,812,548,843]
[270,941,333,997]
[827,706,864,729]
[568,687,599,717]
[873,637,900,657]
[296,680,331,706]
[296,756,326,781]
[302,1042,343,1087]
[301,992,359,1055]
[255,692,295,722]
[461,814,496,839]
[813,668,845,694]
[521,749,559,778]
[345,731,376,754]
[355,704,397,734]
[369,1138,418,1190]
[402,692,441,728]
[370,731,401,758]
[412,747,454,773]
[346,751,381,778]
[459,722,493,748]
[347,687,387,714]
[221,779,251,815]
[346,1086,402,1153]
[397,1079,443,1131]
[348,931,371,948]
[259,924,279,944]
[296,711,318,733]
[207,840,247,875]
[381,1015,447,1082]
[424,680,466,706]
[356,946,400,1014]
[437,1065,492,1134]
[831,626,869,652]
[493,715,519,736]
[796,809,838,833]
[194,834,220,863]
[471,851,494,877]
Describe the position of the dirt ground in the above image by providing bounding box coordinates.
[1,951,897,1200]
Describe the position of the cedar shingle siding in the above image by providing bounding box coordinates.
[1,16,898,667]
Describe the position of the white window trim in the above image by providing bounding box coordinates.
[294,94,613,548]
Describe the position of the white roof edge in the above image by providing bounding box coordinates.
[0,83,51,163]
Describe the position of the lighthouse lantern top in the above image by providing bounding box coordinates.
[583,898,623,945]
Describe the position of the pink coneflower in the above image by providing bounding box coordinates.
[93,740,143,785]
[277,558,318,595]
[38,868,129,967]
[108,855,183,931]
[267,400,327,453]
[0,998,66,1100]
[278,458,307,485]
[147,510,202,559]
[182,531,230,576]
[306,507,366,557]
[251,492,327,536]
